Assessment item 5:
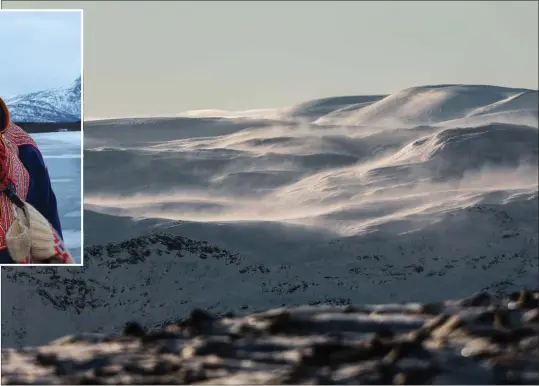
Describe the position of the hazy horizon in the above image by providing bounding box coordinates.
[5,1,538,119]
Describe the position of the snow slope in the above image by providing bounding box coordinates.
[315,85,538,128]
[2,84,538,348]
[4,77,81,123]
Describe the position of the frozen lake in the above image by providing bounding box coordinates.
[31,131,82,263]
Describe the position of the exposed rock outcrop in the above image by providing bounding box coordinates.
[2,290,538,385]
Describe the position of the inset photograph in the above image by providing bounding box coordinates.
[0,10,82,265]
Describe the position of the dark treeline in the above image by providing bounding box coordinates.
[13,122,82,134]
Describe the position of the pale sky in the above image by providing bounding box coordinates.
[0,10,81,97]
[5,1,538,119]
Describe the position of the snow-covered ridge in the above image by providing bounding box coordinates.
[169,85,538,129]
[2,191,538,348]
[313,85,538,128]
[5,77,81,123]
[3,83,538,350]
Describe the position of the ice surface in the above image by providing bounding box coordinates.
[31,131,82,262]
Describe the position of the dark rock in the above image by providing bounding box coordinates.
[123,322,146,338]
[2,290,538,385]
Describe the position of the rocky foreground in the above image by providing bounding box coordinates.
[2,290,538,385]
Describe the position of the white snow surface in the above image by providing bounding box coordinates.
[2,84,538,348]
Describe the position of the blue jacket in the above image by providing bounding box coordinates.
[0,125,63,264]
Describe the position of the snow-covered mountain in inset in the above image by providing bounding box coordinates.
[2,84,538,348]
[5,77,81,123]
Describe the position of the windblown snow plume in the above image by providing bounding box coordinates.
[2,84,538,349]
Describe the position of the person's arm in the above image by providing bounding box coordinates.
[17,144,63,240]
[0,249,14,264]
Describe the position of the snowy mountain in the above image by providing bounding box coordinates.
[5,77,81,123]
[2,84,538,348]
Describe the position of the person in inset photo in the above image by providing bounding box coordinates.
[0,97,74,264]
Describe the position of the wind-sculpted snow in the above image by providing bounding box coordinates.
[314,85,538,128]
[5,77,81,123]
[2,84,538,350]
[3,196,538,348]
[282,95,387,121]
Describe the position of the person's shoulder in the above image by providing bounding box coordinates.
[4,123,38,148]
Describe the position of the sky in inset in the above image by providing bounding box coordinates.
[0,10,82,97]
[5,1,538,119]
